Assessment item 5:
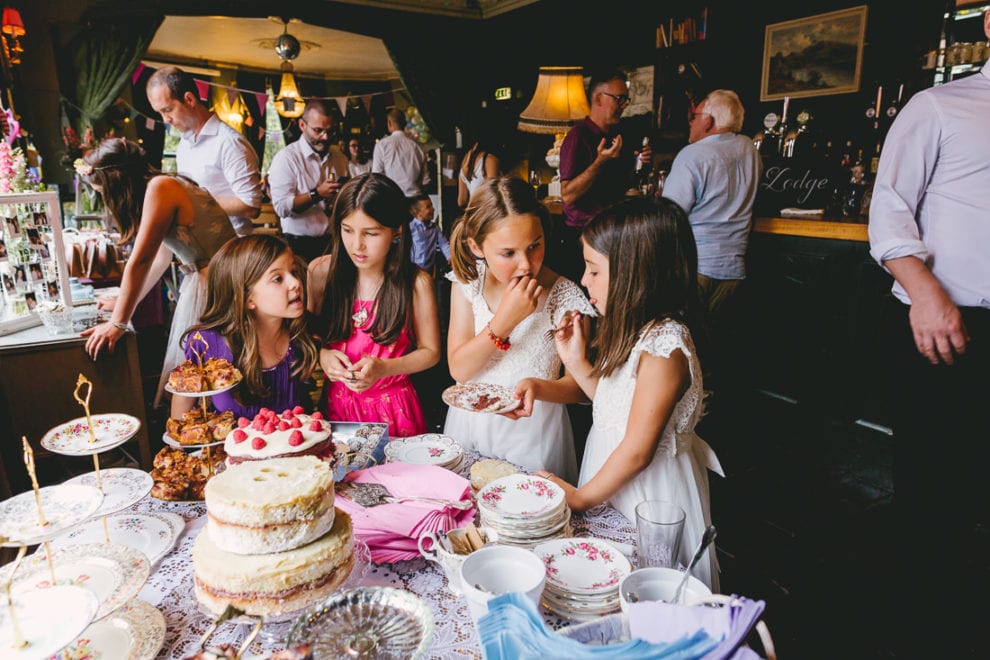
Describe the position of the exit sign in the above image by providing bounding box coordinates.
[494,87,512,101]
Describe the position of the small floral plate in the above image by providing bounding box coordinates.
[45,511,184,566]
[384,434,463,467]
[0,484,103,547]
[40,413,141,456]
[534,537,631,595]
[64,468,154,516]
[442,383,520,414]
[5,543,151,620]
[52,598,166,660]
[477,474,565,519]
[163,382,240,398]
[0,585,99,659]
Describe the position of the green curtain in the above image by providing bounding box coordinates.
[56,16,163,133]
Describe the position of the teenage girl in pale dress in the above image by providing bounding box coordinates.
[444,177,595,482]
[523,198,724,590]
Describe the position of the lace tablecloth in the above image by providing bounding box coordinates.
[135,450,637,659]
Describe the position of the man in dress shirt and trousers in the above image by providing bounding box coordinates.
[662,89,760,387]
[868,11,990,654]
[146,66,262,237]
[267,100,350,263]
[372,108,429,198]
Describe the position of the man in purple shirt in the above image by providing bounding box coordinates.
[554,70,650,282]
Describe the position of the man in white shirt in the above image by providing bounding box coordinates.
[372,108,429,197]
[146,66,261,236]
[868,11,990,654]
[266,100,349,262]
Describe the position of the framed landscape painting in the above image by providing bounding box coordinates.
[761,6,868,101]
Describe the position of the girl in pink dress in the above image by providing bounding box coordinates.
[308,173,440,437]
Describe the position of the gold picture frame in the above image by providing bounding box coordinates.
[761,6,868,102]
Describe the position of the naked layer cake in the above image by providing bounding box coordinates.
[205,456,336,554]
[193,456,353,617]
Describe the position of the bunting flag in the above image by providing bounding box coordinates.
[227,87,238,105]
[255,93,269,118]
[195,80,210,102]
[334,96,348,116]
[360,95,373,114]
[131,63,146,86]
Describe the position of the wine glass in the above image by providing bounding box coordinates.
[529,170,541,197]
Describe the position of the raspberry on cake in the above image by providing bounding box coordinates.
[224,410,333,465]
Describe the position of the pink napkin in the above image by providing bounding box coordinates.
[337,463,475,563]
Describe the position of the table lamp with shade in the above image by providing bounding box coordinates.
[518,67,590,200]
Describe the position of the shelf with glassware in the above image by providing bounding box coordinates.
[925,2,989,86]
[0,191,74,336]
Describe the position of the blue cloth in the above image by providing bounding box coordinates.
[477,593,719,660]
[868,63,990,308]
[662,133,760,280]
[408,217,450,272]
[182,328,305,419]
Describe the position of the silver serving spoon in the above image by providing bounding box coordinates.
[671,525,718,604]
[338,480,474,510]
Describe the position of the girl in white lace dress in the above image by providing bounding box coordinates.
[444,178,595,482]
[530,198,723,590]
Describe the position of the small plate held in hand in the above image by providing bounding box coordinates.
[442,383,520,414]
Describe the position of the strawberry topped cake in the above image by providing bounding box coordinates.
[224,406,333,465]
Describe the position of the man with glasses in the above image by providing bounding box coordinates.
[662,89,760,388]
[556,70,651,282]
[147,66,262,237]
[267,99,350,262]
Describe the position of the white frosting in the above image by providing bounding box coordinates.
[206,456,335,526]
[208,504,336,555]
[224,413,331,460]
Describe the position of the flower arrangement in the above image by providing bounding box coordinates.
[60,126,99,170]
[0,142,45,194]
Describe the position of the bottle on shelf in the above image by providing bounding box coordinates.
[844,148,868,220]
[633,136,652,195]
[882,83,904,132]
[869,138,883,178]
[784,110,812,158]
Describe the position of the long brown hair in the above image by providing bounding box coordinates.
[317,173,416,345]
[449,176,549,283]
[582,197,701,377]
[185,235,318,403]
[82,138,160,244]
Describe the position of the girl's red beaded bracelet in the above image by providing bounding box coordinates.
[486,322,510,351]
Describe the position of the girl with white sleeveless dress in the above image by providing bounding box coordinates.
[444,177,595,482]
[526,198,724,590]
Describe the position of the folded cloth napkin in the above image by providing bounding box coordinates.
[478,593,719,660]
[336,463,475,563]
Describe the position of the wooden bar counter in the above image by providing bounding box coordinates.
[0,324,151,498]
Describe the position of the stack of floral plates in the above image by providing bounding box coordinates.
[534,537,631,621]
[476,475,571,548]
[384,434,464,472]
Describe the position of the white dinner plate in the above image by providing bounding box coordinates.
[164,381,239,398]
[442,383,520,414]
[63,468,153,516]
[46,511,184,566]
[52,598,166,660]
[384,434,463,466]
[0,585,99,660]
[534,537,631,595]
[4,543,150,620]
[477,474,565,519]
[0,484,104,547]
[161,431,225,450]
[40,413,141,455]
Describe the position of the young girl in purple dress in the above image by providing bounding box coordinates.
[171,234,319,420]
[308,173,440,437]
